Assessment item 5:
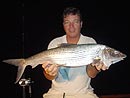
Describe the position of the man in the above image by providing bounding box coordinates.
[42,7,108,98]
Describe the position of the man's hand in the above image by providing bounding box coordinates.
[42,61,59,77]
[91,59,108,71]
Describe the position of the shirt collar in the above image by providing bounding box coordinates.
[64,34,83,44]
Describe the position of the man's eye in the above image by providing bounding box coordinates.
[64,21,69,25]
[74,20,79,23]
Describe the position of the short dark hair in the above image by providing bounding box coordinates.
[63,7,82,21]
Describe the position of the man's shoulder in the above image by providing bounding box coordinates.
[80,34,96,43]
[48,35,66,49]
[81,34,93,39]
[52,35,65,42]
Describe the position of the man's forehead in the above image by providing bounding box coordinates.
[63,14,80,20]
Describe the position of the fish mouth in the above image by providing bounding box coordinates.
[111,57,125,64]
[115,50,127,59]
[121,53,127,58]
[112,52,127,64]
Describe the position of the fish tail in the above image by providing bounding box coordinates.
[15,64,26,83]
[3,59,26,83]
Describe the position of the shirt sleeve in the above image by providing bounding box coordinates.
[47,37,61,49]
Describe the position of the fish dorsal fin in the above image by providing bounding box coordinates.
[57,43,77,47]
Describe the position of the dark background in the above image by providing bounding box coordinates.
[0,0,129,98]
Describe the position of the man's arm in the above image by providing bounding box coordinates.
[87,64,100,78]
[87,60,108,78]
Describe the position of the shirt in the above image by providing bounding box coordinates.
[47,34,96,95]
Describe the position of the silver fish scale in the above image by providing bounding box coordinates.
[19,44,105,67]
[45,44,104,66]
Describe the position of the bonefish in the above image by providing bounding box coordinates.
[2,44,127,83]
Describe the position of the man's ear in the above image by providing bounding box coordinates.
[80,21,83,28]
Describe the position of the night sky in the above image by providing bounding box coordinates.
[0,0,129,98]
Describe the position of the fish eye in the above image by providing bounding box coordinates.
[114,50,119,54]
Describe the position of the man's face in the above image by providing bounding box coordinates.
[63,14,82,38]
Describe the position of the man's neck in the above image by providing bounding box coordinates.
[66,34,80,44]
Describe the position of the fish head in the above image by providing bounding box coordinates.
[102,46,127,67]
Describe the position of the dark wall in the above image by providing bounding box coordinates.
[0,0,129,98]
